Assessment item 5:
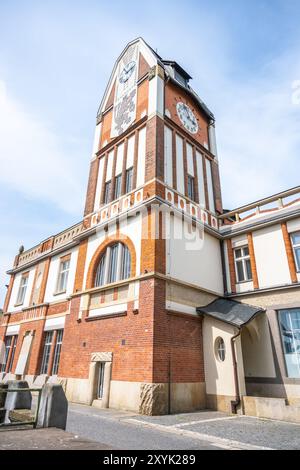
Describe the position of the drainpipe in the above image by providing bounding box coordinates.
[230,329,241,414]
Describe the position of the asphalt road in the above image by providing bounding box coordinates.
[66,403,300,450]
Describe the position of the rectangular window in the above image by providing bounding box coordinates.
[291,232,300,272]
[52,330,64,375]
[97,362,105,399]
[279,309,300,378]
[56,257,70,294]
[16,273,29,305]
[114,174,122,200]
[95,254,106,287]
[1,336,12,372]
[125,167,133,194]
[187,175,195,201]
[7,336,18,373]
[234,246,252,283]
[40,331,54,375]
[104,181,111,205]
[108,244,118,284]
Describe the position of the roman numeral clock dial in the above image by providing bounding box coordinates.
[176,102,199,134]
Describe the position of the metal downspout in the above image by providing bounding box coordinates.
[231,329,241,414]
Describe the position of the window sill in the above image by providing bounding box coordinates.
[236,280,253,285]
[14,303,24,308]
[53,290,67,296]
[85,311,127,322]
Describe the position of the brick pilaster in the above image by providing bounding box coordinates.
[247,233,259,289]
[226,239,236,294]
[281,222,298,283]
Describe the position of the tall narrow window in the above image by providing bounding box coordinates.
[7,336,18,373]
[121,245,131,280]
[56,257,70,294]
[291,232,300,272]
[104,181,111,205]
[234,246,252,282]
[187,175,195,201]
[114,174,122,200]
[279,309,300,378]
[16,273,29,305]
[52,330,64,375]
[125,167,133,194]
[1,337,12,372]
[95,253,106,287]
[108,244,119,284]
[40,331,53,375]
[97,362,105,399]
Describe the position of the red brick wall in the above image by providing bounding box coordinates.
[58,279,156,382]
[165,82,210,147]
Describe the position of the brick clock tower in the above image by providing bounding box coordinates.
[1,38,224,415]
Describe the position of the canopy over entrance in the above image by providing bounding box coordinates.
[197,298,265,328]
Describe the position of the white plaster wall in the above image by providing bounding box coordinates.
[203,317,240,396]
[205,159,215,213]
[287,217,300,233]
[44,246,79,303]
[253,225,291,288]
[168,216,224,295]
[126,134,135,169]
[196,151,206,208]
[93,156,105,212]
[148,75,164,118]
[8,267,36,312]
[186,143,194,176]
[136,126,146,188]
[176,135,185,196]
[106,150,114,182]
[241,314,276,378]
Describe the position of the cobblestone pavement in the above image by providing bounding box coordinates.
[66,403,300,450]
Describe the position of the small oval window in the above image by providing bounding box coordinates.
[215,337,226,362]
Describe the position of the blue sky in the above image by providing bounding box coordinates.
[1,0,300,305]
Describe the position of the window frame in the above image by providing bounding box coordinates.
[40,331,54,375]
[15,273,29,306]
[187,174,195,201]
[94,242,131,288]
[125,167,133,194]
[114,174,122,200]
[278,308,300,378]
[104,180,111,205]
[234,245,253,284]
[55,255,71,295]
[291,232,300,272]
[52,329,64,376]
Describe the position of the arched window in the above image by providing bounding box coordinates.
[94,242,131,287]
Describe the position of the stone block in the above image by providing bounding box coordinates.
[139,383,169,415]
[2,373,15,384]
[0,383,8,408]
[33,374,48,389]
[37,384,68,430]
[4,380,32,412]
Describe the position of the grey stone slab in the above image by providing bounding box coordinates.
[37,383,68,430]
[4,381,32,412]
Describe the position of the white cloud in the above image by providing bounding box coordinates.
[0,80,86,214]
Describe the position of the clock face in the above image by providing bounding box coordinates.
[119,61,136,84]
[176,102,199,134]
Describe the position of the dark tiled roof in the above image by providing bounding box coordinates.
[197,298,265,328]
